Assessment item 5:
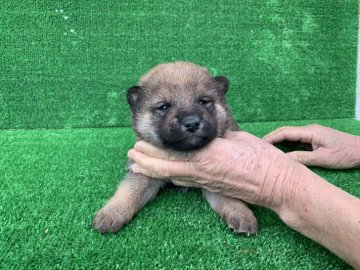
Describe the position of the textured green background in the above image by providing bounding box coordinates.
[0,0,358,129]
[1,119,360,269]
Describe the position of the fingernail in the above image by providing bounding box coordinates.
[134,141,144,151]
[130,164,141,174]
[127,149,135,159]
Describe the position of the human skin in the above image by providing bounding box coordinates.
[264,124,360,169]
[127,125,360,269]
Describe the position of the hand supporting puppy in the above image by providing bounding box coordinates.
[128,131,304,213]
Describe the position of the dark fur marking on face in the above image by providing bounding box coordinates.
[127,86,142,113]
[213,76,229,94]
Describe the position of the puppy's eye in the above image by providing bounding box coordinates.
[156,104,171,112]
[199,98,212,106]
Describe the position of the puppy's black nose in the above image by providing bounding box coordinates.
[182,115,201,132]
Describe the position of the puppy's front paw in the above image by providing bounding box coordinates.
[92,205,132,234]
[221,207,258,235]
[222,209,258,235]
[203,190,258,235]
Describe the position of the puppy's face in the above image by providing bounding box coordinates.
[127,62,230,152]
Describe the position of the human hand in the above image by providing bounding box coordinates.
[128,131,305,212]
[264,124,360,169]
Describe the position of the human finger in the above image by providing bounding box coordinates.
[128,149,194,178]
[130,160,207,189]
[286,150,322,167]
[129,163,157,177]
[129,163,192,182]
[263,126,316,145]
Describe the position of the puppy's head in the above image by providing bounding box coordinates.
[127,62,230,151]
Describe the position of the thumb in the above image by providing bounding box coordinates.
[286,151,319,166]
[128,149,195,179]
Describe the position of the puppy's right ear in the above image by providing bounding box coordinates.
[127,86,142,112]
[213,76,229,95]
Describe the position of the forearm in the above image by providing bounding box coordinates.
[276,166,360,269]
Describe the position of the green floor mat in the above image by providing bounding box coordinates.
[1,119,359,269]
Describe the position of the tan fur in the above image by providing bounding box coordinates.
[139,62,209,87]
[92,62,258,234]
[135,112,162,146]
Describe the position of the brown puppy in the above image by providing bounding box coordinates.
[92,62,258,234]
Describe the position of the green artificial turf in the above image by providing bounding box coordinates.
[0,1,358,129]
[1,119,360,269]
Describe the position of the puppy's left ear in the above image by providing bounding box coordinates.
[213,76,229,95]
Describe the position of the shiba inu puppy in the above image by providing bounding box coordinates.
[92,62,258,234]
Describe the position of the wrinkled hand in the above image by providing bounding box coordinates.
[264,124,360,169]
[128,131,304,212]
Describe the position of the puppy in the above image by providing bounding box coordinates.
[92,62,258,234]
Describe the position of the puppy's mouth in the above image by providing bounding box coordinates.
[163,135,212,151]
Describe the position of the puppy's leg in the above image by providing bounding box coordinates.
[202,189,258,235]
[92,173,165,233]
